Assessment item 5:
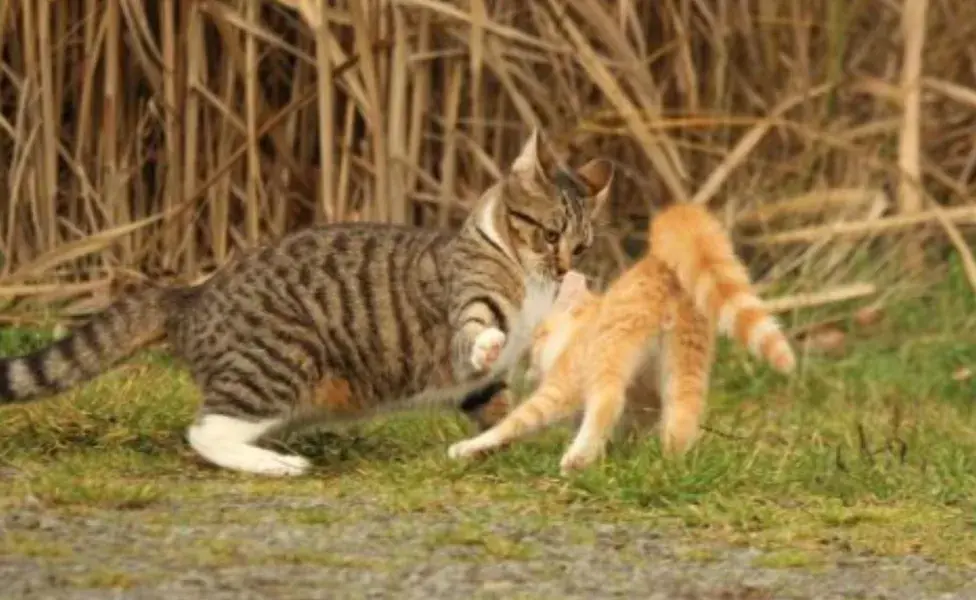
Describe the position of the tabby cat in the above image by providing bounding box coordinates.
[447,203,796,474]
[0,129,614,477]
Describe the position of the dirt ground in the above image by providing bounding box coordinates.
[3,492,975,600]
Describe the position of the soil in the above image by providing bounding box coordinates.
[3,495,974,600]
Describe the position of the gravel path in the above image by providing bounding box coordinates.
[3,496,974,600]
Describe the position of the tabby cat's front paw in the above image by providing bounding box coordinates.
[470,327,506,371]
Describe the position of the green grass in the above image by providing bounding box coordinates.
[2,257,975,574]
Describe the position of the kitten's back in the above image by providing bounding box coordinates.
[649,204,795,373]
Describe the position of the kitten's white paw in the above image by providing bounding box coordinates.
[470,328,506,371]
[447,439,483,460]
[559,443,604,475]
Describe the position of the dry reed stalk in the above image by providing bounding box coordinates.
[742,205,976,246]
[927,200,976,294]
[161,0,182,261]
[438,60,463,227]
[244,0,261,245]
[181,0,203,272]
[896,0,929,268]
[690,84,835,207]
[36,0,59,253]
[765,282,878,313]
[349,0,389,222]
[0,280,110,299]
[0,0,973,322]
[734,188,887,228]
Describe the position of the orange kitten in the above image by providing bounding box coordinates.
[447,203,796,474]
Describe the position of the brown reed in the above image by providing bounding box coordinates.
[1,0,974,324]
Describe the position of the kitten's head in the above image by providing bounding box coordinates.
[527,270,596,380]
[494,129,614,281]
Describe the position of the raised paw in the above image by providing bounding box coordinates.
[470,327,506,371]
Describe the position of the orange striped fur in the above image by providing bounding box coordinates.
[448,203,795,473]
[650,204,795,373]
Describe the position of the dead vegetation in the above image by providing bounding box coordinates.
[1,0,975,324]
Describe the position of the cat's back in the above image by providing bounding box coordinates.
[603,255,679,306]
[171,222,454,349]
[206,222,450,289]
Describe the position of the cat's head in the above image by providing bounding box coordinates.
[527,270,596,380]
[490,129,614,281]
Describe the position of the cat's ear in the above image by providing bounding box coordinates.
[553,270,590,310]
[574,158,615,218]
[511,128,557,184]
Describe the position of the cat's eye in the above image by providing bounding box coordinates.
[573,244,586,256]
[544,230,559,244]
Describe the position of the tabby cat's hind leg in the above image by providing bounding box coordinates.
[187,413,310,476]
[187,374,310,476]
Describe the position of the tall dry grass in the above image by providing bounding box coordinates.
[1,0,975,324]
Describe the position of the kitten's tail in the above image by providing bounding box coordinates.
[649,204,796,374]
[0,286,184,404]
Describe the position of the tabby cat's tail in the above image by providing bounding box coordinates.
[649,204,796,374]
[0,286,180,404]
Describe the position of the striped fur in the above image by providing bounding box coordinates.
[447,204,796,473]
[0,129,615,477]
[648,203,795,373]
[0,286,187,401]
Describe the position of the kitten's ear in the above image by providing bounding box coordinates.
[574,158,615,217]
[553,270,590,310]
[511,128,557,184]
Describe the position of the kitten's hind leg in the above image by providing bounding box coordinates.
[448,376,579,460]
[658,302,715,456]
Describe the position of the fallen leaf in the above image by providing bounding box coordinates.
[854,305,884,327]
[803,327,847,356]
[952,367,972,382]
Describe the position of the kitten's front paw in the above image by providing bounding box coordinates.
[447,438,485,460]
[470,328,506,371]
[559,443,604,475]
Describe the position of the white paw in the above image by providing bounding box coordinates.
[559,442,604,475]
[447,439,483,460]
[470,328,507,371]
[260,454,312,477]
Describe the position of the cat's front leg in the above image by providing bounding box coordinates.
[448,377,579,461]
[449,321,513,429]
[469,327,507,372]
[448,303,507,379]
[559,371,632,474]
[447,426,509,460]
